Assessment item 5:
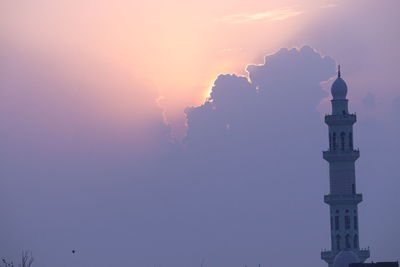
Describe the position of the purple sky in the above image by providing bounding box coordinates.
[1,0,399,266]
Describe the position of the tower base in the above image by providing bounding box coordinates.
[321,249,370,267]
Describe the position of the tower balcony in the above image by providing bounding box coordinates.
[323,149,360,162]
[357,248,371,262]
[321,248,370,265]
[324,193,363,205]
[325,114,357,125]
[321,250,335,265]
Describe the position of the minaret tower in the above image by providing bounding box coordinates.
[321,66,370,267]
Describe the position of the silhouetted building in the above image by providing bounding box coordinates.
[320,66,370,267]
[350,262,399,267]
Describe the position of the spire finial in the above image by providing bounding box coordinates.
[338,65,341,78]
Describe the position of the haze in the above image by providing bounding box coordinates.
[0,0,399,266]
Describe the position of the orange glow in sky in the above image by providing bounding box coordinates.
[1,0,349,137]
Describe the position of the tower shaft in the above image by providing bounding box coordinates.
[321,71,370,267]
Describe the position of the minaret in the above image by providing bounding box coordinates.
[321,66,370,267]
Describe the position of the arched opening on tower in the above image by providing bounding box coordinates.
[336,234,341,250]
[345,216,351,230]
[333,132,337,150]
[340,132,346,150]
[335,216,340,230]
[345,234,351,248]
[354,216,358,230]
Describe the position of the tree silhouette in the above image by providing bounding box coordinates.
[1,251,33,267]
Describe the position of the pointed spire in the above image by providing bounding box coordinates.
[338,65,341,78]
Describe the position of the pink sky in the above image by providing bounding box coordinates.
[1,0,399,138]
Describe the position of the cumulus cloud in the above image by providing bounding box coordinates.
[180,46,337,267]
[184,46,336,180]
[217,7,303,24]
[182,45,399,266]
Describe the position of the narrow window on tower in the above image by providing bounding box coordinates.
[354,216,358,230]
[336,235,341,250]
[352,184,356,194]
[345,216,350,229]
[329,133,332,150]
[341,132,346,150]
[354,234,359,248]
[330,216,333,230]
[333,133,337,150]
[345,234,351,248]
[349,132,353,149]
[335,216,340,230]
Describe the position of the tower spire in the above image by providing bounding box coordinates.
[338,65,341,78]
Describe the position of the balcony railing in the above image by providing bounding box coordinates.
[324,194,363,205]
[357,248,371,261]
[323,149,360,161]
[325,114,357,125]
[321,250,334,262]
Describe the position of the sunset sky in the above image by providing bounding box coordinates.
[1,0,399,267]
[3,0,398,137]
